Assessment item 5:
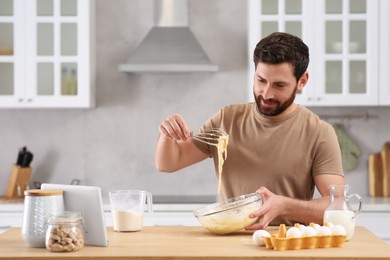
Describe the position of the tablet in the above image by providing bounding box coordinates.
[41,183,109,247]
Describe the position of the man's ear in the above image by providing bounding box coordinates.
[298,71,309,91]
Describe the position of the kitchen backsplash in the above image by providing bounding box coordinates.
[0,0,389,200]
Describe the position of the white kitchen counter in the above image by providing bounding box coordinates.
[1,196,390,212]
[356,196,390,211]
[0,202,209,213]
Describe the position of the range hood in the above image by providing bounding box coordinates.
[119,0,219,73]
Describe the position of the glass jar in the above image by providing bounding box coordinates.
[46,211,85,252]
[22,189,64,247]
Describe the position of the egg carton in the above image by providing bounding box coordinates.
[262,224,347,251]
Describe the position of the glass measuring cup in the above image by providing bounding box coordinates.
[108,190,153,232]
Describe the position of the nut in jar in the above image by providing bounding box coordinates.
[45,211,85,252]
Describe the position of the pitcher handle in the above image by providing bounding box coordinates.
[147,192,153,213]
[347,193,362,219]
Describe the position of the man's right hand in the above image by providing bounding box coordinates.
[159,113,191,141]
[155,113,208,172]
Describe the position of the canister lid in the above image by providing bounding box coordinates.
[24,189,63,196]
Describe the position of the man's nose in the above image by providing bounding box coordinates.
[261,84,273,100]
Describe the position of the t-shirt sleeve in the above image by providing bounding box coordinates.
[311,124,344,177]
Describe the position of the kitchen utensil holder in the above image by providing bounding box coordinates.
[5,164,32,198]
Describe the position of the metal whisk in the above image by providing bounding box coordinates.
[191,128,228,146]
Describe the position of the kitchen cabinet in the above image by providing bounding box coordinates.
[0,211,200,235]
[357,212,390,244]
[0,0,95,108]
[379,0,390,105]
[0,203,201,235]
[0,212,22,234]
[105,212,200,227]
[248,0,389,106]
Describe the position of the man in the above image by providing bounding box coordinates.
[155,32,344,229]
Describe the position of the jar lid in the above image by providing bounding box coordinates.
[24,189,63,196]
[48,211,84,224]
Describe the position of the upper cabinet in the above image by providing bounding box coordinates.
[0,0,95,109]
[379,0,390,105]
[248,0,390,106]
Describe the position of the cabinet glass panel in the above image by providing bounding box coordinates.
[350,0,366,14]
[326,21,342,54]
[325,61,342,93]
[0,0,13,15]
[0,63,13,95]
[37,0,54,16]
[285,0,302,14]
[61,0,77,16]
[286,21,301,38]
[37,63,54,95]
[350,21,366,53]
[262,22,278,38]
[0,23,13,55]
[61,63,77,96]
[61,23,77,56]
[37,23,54,55]
[261,0,277,15]
[326,0,342,14]
[350,61,366,93]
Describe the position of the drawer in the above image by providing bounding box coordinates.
[104,212,200,227]
[357,212,390,240]
[0,212,23,227]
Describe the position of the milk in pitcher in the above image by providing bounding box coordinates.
[323,210,355,240]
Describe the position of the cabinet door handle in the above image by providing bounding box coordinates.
[27,98,33,102]
[18,98,23,102]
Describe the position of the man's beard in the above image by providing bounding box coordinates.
[254,86,298,117]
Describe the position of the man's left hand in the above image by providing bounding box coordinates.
[245,186,285,230]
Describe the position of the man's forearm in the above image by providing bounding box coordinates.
[281,195,330,225]
[155,135,180,172]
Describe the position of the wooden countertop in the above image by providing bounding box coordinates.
[1,226,390,259]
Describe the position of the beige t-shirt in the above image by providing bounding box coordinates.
[193,103,343,225]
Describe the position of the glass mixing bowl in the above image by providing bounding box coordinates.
[193,193,262,235]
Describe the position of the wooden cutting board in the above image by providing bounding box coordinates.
[382,142,390,196]
[368,142,390,197]
[368,152,384,196]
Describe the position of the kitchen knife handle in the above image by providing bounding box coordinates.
[21,151,33,168]
[16,147,27,166]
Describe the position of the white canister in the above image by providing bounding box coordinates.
[22,189,64,247]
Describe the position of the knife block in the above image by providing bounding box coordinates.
[5,164,32,198]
